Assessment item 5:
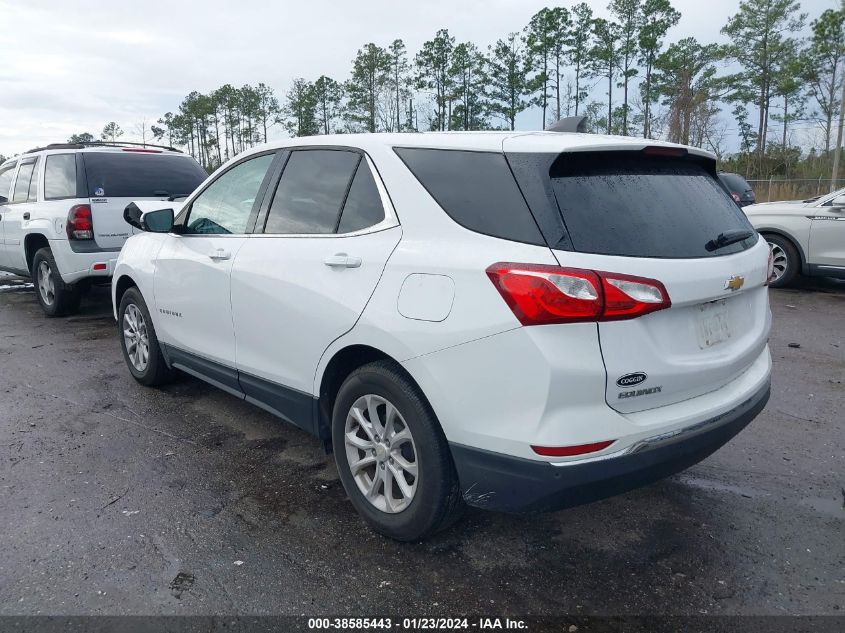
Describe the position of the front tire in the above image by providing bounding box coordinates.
[118,287,173,386]
[32,247,81,317]
[765,234,800,288]
[332,361,464,541]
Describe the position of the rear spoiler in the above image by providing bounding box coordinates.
[545,116,588,134]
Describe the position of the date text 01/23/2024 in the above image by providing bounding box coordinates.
[307,617,528,630]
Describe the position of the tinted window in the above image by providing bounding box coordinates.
[185,153,274,235]
[337,161,385,233]
[83,152,207,198]
[718,173,752,192]
[394,148,544,245]
[549,154,756,258]
[12,161,35,203]
[0,163,17,202]
[264,150,360,234]
[44,154,77,199]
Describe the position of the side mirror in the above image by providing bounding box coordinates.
[142,208,175,232]
[830,194,845,209]
[123,202,174,233]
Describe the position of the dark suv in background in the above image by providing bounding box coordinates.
[718,172,756,207]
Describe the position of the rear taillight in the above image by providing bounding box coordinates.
[67,204,93,240]
[486,263,671,326]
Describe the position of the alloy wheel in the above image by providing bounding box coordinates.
[122,304,150,372]
[37,261,55,306]
[344,394,418,513]
[769,242,788,282]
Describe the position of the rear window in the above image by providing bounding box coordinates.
[718,173,752,192]
[82,152,207,199]
[394,147,544,245]
[548,153,756,258]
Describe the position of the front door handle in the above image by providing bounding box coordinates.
[324,253,361,268]
[22,212,30,220]
[208,248,231,261]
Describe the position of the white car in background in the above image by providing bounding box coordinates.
[0,142,206,316]
[744,188,845,287]
[112,131,773,540]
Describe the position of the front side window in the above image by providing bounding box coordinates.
[263,150,360,234]
[184,153,274,235]
[12,160,36,203]
[0,163,16,203]
[44,154,78,199]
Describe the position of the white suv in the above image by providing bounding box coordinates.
[112,132,773,540]
[743,187,845,287]
[0,143,206,316]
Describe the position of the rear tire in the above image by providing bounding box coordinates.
[32,247,81,317]
[765,234,800,288]
[118,287,174,386]
[332,361,464,541]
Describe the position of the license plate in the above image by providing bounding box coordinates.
[696,300,731,348]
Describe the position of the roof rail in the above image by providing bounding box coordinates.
[545,116,588,134]
[25,141,182,154]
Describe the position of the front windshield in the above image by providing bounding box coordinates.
[803,188,845,205]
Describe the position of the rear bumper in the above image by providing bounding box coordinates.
[450,379,770,513]
[49,239,119,284]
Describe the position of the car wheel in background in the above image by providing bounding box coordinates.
[118,286,174,387]
[765,235,799,288]
[332,360,464,541]
[32,247,81,317]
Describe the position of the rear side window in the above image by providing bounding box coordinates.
[394,148,544,245]
[263,150,360,234]
[83,152,207,198]
[0,163,15,202]
[12,160,36,203]
[44,154,78,199]
[548,153,756,258]
[337,161,386,233]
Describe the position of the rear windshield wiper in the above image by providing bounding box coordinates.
[705,229,754,252]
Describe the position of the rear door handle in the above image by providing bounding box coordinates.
[22,212,30,220]
[324,253,361,268]
[208,248,231,261]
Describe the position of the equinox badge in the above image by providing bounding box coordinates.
[724,275,745,291]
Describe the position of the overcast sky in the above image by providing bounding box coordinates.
[0,0,832,156]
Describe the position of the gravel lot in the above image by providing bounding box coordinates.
[0,273,842,617]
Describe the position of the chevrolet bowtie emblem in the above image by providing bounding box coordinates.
[724,275,745,291]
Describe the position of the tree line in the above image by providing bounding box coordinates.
[52,0,845,182]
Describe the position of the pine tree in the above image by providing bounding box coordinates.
[347,43,391,133]
[637,0,680,138]
[487,32,531,130]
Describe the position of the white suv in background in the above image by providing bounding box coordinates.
[113,132,773,540]
[743,187,845,287]
[0,143,206,316]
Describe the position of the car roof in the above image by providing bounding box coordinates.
[241,131,716,159]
